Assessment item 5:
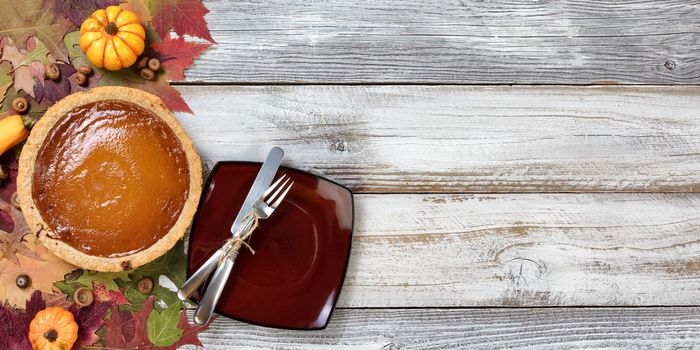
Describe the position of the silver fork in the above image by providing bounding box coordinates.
[191,174,294,325]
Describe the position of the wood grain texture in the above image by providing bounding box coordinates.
[187,0,700,84]
[336,193,700,307]
[175,85,700,193]
[188,307,700,349]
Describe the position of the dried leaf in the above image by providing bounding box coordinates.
[0,239,75,308]
[0,199,40,266]
[1,37,53,99]
[146,301,182,346]
[43,292,72,309]
[0,0,73,62]
[41,62,75,103]
[56,0,124,27]
[150,34,211,81]
[149,0,215,43]
[69,300,111,349]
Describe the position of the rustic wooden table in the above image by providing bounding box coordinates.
[178,1,700,348]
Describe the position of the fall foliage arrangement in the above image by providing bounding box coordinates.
[0,0,214,119]
[0,0,215,348]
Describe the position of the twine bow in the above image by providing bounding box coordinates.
[218,212,260,265]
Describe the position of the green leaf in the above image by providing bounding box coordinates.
[133,239,186,287]
[17,38,51,66]
[112,240,187,311]
[63,30,83,62]
[147,301,183,346]
[70,269,132,292]
[54,280,88,298]
[0,87,44,120]
[0,61,11,105]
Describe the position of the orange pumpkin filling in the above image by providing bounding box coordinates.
[32,100,190,257]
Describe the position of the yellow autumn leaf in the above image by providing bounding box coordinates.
[0,237,75,308]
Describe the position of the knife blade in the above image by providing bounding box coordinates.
[230,146,284,236]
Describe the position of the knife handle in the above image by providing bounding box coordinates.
[194,249,239,325]
[177,247,224,301]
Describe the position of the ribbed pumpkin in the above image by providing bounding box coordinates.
[79,6,146,70]
[28,307,79,350]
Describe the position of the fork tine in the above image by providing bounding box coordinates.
[266,177,291,204]
[270,181,294,209]
[261,174,287,200]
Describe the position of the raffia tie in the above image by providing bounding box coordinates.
[218,212,260,265]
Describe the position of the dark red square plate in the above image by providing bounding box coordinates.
[186,162,354,330]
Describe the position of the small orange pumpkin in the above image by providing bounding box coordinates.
[79,6,146,70]
[28,307,79,350]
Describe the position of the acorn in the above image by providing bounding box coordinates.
[75,72,88,86]
[78,66,93,75]
[147,58,161,71]
[137,277,154,294]
[45,63,60,80]
[137,56,150,69]
[12,97,29,114]
[16,274,31,289]
[139,67,155,81]
[73,287,94,307]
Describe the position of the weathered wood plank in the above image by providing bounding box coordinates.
[188,0,700,84]
[175,85,700,193]
[188,307,700,349]
[337,193,700,307]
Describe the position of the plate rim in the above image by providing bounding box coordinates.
[186,160,355,330]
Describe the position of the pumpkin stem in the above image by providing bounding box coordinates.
[105,22,118,35]
[43,329,58,342]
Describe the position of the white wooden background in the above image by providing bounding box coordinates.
[179,1,700,348]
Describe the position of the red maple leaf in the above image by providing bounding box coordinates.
[0,292,36,350]
[150,34,212,81]
[160,309,213,350]
[125,79,192,113]
[103,295,155,348]
[69,300,111,350]
[92,281,131,306]
[151,0,215,44]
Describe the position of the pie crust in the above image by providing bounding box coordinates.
[17,86,202,272]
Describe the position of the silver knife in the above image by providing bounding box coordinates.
[192,147,284,325]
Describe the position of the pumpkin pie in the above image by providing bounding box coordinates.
[17,87,202,272]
